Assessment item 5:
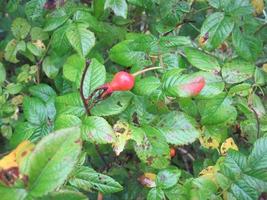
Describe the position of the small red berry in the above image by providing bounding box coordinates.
[170,148,176,158]
[109,71,135,92]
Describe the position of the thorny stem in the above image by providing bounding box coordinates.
[132,66,163,77]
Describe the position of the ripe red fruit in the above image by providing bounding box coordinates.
[170,148,176,158]
[180,76,205,96]
[110,71,135,91]
[102,71,135,95]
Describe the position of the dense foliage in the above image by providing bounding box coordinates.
[0,0,267,199]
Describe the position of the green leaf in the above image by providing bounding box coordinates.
[208,0,253,16]
[105,0,128,18]
[184,47,220,72]
[56,92,85,117]
[69,166,123,194]
[29,84,56,102]
[42,56,61,79]
[200,12,234,49]
[10,122,37,148]
[66,23,96,57]
[228,83,251,97]
[11,17,31,39]
[82,59,106,98]
[147,188,165,200]
[4,39,26,63]
[25,0,46,20]
[0,185,27,200]
[27,41,45,57]
[156,166,181,189]
[248,137,267,170]
[30,27,49,41]
[54,114,81,130]
[81,116,115,144]
[109,40,148,67]
[40,190,88,200]
[220,137,267,200]
[44,9,69,31]
[158,36,192,50]
[0,62,6,84]
[63,54,86,87]
[133,76,161,96]
[22,127,82,197]
[134,126,170,169]
[51,24,72,56]
[23,96,47,125]
[198,93,237,125]
[222,59,255,84]
[157,112,200,145]
[91,92,133,116]
[232,26,263,62]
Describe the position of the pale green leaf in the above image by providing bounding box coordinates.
[81,116,115,144]
[22,127,82,197]
[66,23,95,57]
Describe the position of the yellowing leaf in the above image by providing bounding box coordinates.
[0,140,34,170]
[199,134,220,149]
[251,0,265,15]
[0,140,34,186]
[199,166,218,183]
[138,173,156,188]
[220,137,238,155]
[112,121,132,156]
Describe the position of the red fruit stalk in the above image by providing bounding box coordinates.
[180,76,206,96]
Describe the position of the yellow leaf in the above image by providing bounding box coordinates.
[199,166,218,183]
[138,173,156,188]
[199,134,220,149]
[251,0,265,15]
[112,121,131,156]
[33,40,46,50]
[220,137,238,156]
[0,140,34,170]
[0,140,34,186]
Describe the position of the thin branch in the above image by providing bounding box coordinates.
[250,107,260,139]
[80,60,91,115]
[177,147,195,161]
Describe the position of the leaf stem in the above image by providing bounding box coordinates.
[132,66,163,77]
